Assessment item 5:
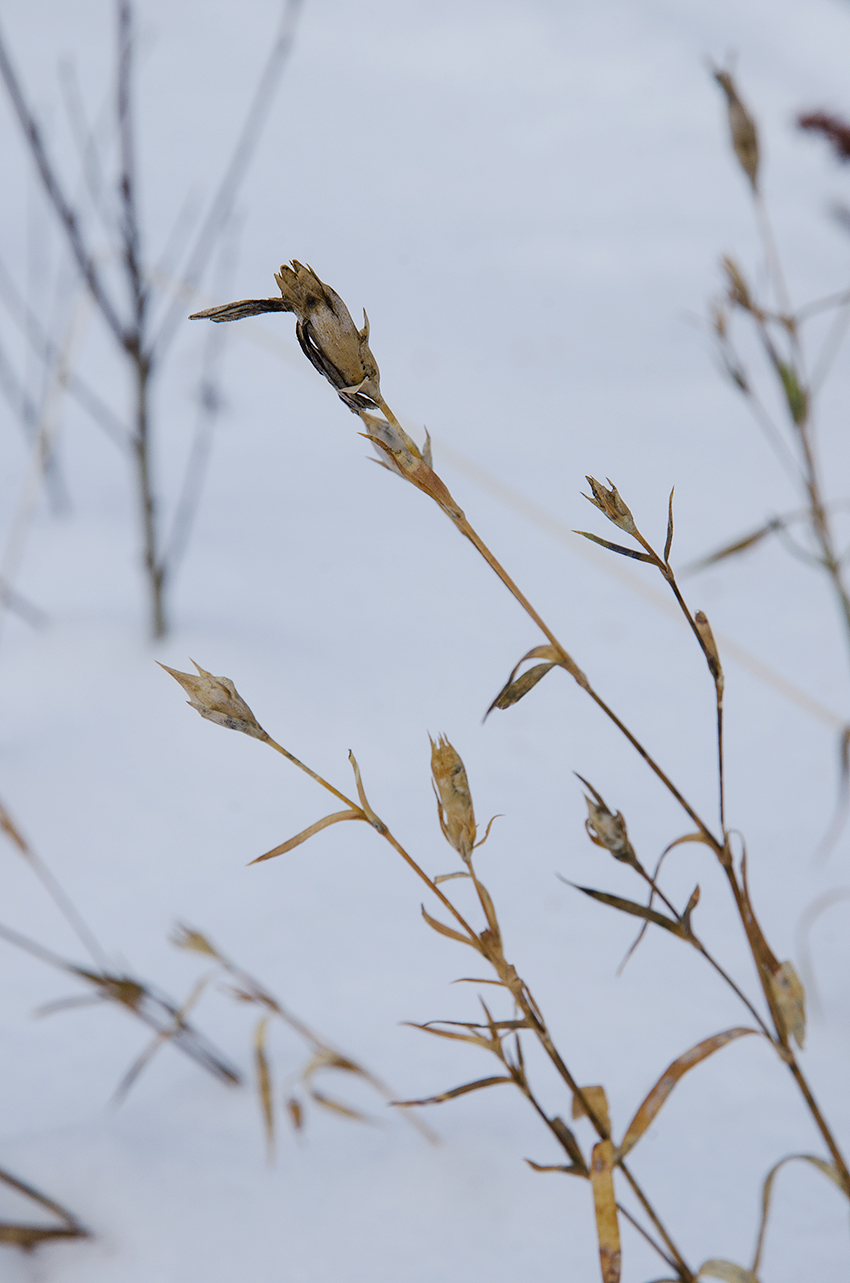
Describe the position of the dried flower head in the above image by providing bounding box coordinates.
[714,68,760,190]
[159,660,266,739]
[430,735,477,863]
[583,477,638,537]
[190,261,381,412]
[578,777,635,864]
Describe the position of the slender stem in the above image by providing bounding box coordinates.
[132,353,166,637]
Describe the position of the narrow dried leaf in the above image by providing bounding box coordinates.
[664,488,675,563]
[617,1028,757,1160]
[487,662,557,715]
[683,517,785,574]
[309,1090,368,1122]
[525,1160,584,1176]
[562,880,683,936]
[574,530,654,563]
[698,1261,757,1283]
[403,1021,495,1053]
[550,1117,587,1169]
[682,884,701,935]
[254,1016,274,1159]
[286,1096,304,1131]
[0,800,29,854]
[590,1140,621,1283]
[420,905,479,949]
[776,361,808,426]
[769,961,806,1048]
[572,1086,611,1137]
[434,871,471,884]
[472,876,501,945]
[392,1075,512,1107]
[250,809,362,864]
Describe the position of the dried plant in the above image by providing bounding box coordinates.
[170,76,849,1282]
[0,0,302,637]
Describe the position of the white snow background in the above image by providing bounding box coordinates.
[0,0,849,1279]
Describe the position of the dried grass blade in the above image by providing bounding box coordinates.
[486,662,556,715]
[562,881,682,935]
[574,530,654,563]
[664,487,675,563]
[551,1117,587,1168]
[617,1027,757,1160]
[392,1076,512,1107]
[590,1140,622,1283]
[525,1160,584,1175]
[250,809,362,864]
[420,905,479,949]
[403,1021,495,1052]
[254,1015,275,1159]
[681,517,786,574]
[309,1090,369,1121]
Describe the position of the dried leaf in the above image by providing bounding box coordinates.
[590,1140,621,1283]
[694,611,723,685]
[698,1260,757,1283]
[682,884,701,936]
[434,871,471,884]
[286,1096,304,1131]
[574,530,654,562]
[487,662,557,714]
[752,1152,847,1274]
[392,1075,512,1107]
[768,961,806,1048]
[525,1159,584,1176]
[572,1085,611,1137]
[776,361,808,426]
[403,1021,495,1053]
[420,905,479,949]
[250,809,363,864]
[664,488,675,563]
[682,517,786,574]
[309,1090,369,1122]
[617,1028,757,1160]
[562,880,683,935]
[550,1117,587,1168]
[254,1016,274,1159]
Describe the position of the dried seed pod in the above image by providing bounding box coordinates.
[430,735,477,862]
[579,776,636,864]
[160,660,266,739]
[583,477,638,537]
[714,69,760,191]
[274,261,381,412]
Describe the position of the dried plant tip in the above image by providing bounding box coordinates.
[721,257,754,312]
[159,660,266,739]
[578,776,636,864]
[274,261,381,412]
[171,925,218,957]
[430,735,477,862]
[714,69,760,190]
[583,477,638,536]
[694,611,723,686]
[798,110,850,162]
[286,1096,304,1131]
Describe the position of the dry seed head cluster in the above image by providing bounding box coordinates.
[430,735,477,863]
[159,661,266,740]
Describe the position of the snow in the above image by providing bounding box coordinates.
[0,0,849,1279]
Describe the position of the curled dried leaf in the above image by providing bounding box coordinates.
[617,1028,757,1161]
[572,1085,611,1137]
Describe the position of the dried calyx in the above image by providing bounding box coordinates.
[159,660,267,740]
[190,260,381,412]
[430,735,477,863]
[577,776,636,865]
[583,477,638,537]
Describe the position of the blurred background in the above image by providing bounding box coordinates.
[0,1,849,1279]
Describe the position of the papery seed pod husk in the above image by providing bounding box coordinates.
[274,261,381,412]
[430,735,477,862]
[159,661,266,739]
[715,69,760,190]
[578,777,636,864]
[583,477,638,536]
[694,611,723,686]
[769,961,806,1048]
